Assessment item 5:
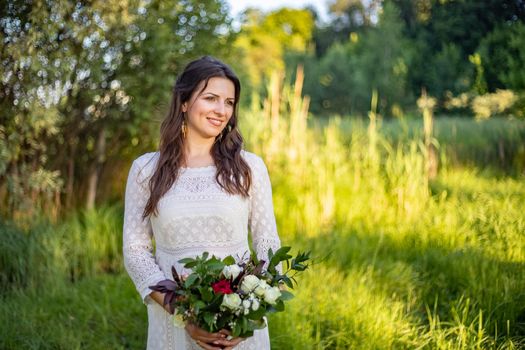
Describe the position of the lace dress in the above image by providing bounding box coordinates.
[123,151,281,350]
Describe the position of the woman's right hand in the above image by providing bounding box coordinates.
[149,291,173,314]
[185,322,243,350]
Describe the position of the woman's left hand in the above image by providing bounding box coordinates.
[215,329,244,350]
[186,322,244,350]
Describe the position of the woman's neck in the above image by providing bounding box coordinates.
[183,137,215,167]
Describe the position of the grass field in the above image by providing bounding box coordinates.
[1,81,524,348]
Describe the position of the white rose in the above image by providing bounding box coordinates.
[264,286,281,305]
[240,275,260,293]
[251,299,260,311]
[172,313,186,328]
[253,280,268,297]
[222,264,242,280]
[221,293,242,311]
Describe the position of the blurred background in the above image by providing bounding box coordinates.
[1,0,524,348]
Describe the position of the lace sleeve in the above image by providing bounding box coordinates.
[123,158,166,305]
[247,154,282,272]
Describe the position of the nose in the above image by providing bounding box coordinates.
[214,100,226,117]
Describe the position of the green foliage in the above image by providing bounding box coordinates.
[300,0,525,116]
[300,2,413,116]
[393,0,525,97]
[0,0,234,218]
[0,274,147,349]
[0,205,122,293]
[1,110,525,347]
[478,22,525,92]
[244,76,525,347]
[376,116,525,175]
[232,7,314,95]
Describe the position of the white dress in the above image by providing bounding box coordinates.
[123,150,281,350]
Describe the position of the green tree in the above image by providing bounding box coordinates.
[391,0,525,98]
[0,0,234,218]
[302,2,412,116]
[478,22,525,92]
[233,7,314,97]
[313,0,380,57]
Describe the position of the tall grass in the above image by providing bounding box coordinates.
[330,116,525,175]
[0,205,122,292]
[242,70,525,349]
[1,70,524,349]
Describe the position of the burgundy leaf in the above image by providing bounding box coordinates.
[149,279,178,293]
[166,291,176,306]
[163,291,176,315]
[158,279,178,289]
[171,266,181,284]
[252,260,266,276]
[149,284,169,293]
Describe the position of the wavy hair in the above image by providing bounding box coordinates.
[143,56,252,218]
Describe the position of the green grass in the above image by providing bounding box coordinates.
[1,78,525,348]
[312,115,525,176]
[263,166,525,349]
[0,274,146,349]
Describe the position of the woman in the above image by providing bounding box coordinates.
[123,56,281,350]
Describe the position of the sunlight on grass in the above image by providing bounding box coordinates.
[1,71,524,349]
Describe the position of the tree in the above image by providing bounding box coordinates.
[0,0,234,218]
[478,22,525,92]
[391,0,525,98]
[303,2,412,116]
[233,7,314,98]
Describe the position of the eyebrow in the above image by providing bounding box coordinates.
[203,92,235,101]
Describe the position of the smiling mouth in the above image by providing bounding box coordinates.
[207,117,223,126]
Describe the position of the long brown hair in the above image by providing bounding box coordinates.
[143,56,252,218]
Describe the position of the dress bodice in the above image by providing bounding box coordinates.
[123,150,281,304]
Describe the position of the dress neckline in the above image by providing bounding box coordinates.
[179,165,216,175]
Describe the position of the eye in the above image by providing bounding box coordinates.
[226,100,235,106]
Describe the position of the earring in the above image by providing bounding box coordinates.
[181,120,187,138]
[214,131,223,144]
[215,124,232,143]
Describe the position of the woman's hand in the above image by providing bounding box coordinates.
[214,329,245,350]
[185,323,245,350]
[149,291,173,314]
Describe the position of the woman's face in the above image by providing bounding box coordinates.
[182,76,236,142]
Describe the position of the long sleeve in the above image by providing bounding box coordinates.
[247,154,282,270]
[123,157,166,304]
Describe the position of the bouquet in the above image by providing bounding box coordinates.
[149,247,310,338]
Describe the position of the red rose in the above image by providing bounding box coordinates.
[211,279,233,294]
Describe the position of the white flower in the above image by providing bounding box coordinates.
[240,275,260,293]
[244,308,250,315]
[172,313,186,328]
[254,280,269,297]
[264,286,281,305]
[222,264,242,280]
[242,299,251,309]
[251,299,260,311]
[221,293,242,311]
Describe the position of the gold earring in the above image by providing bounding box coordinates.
[214,131,223,144]
[181,120,187,138]
[215,124,231,143]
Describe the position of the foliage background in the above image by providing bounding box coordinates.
[1,0,524,349]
